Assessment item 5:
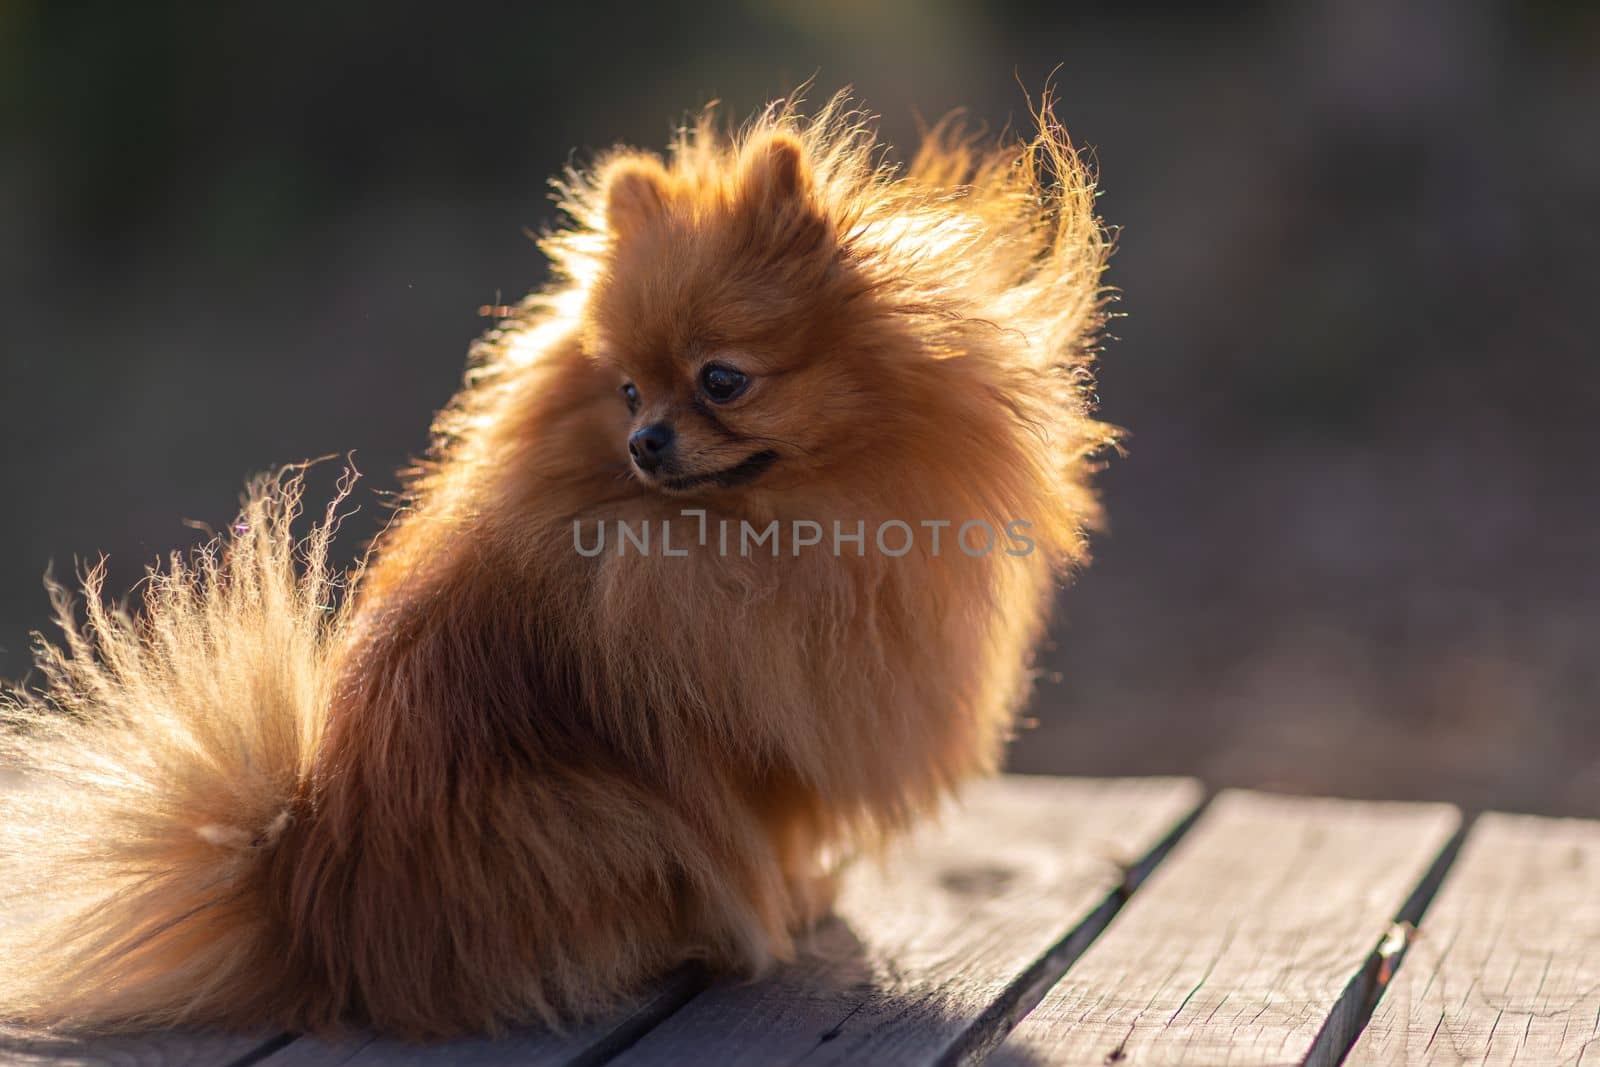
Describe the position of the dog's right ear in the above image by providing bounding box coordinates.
[602,156,672,237]
[738,133,814,212]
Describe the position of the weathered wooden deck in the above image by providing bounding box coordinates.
[8,775,1599,1066]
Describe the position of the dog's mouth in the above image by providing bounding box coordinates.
[655,449,779,493]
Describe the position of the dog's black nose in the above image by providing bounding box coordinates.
[628,423,675,474]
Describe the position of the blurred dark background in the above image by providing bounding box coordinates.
[3,0,1596,814]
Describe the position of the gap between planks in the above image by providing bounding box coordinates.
[993,790,1462,1067]
[1345,811,1600,1066]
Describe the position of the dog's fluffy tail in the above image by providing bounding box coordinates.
[0,469,353,1031]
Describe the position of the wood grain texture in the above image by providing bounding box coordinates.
[995,790,1460,1067]
[0,1031,286,1067]
[256,969,706,1067]
[1345,812,1600,1066]
[604,775,1205,1067]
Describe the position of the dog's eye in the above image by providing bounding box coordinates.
[620,383,640,414]
[700,364,749,403]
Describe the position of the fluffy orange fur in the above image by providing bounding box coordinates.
[0,92,1114,1039]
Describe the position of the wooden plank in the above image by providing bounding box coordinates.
[0,1032,287,1066]
[254,970,705,1067]
[1345,811,1600,1066]
[601,775,1205,1067]
[995,790,1460,1067]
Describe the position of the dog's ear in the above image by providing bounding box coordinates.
[602,156,671,237]
[738,133,815,214]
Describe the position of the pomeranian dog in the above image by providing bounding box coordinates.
[0,91,1112,1039]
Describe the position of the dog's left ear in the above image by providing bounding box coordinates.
[738,133,816,216]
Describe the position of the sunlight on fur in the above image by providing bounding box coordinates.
[0,469,353,1028]
[0,89,1114,1039]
